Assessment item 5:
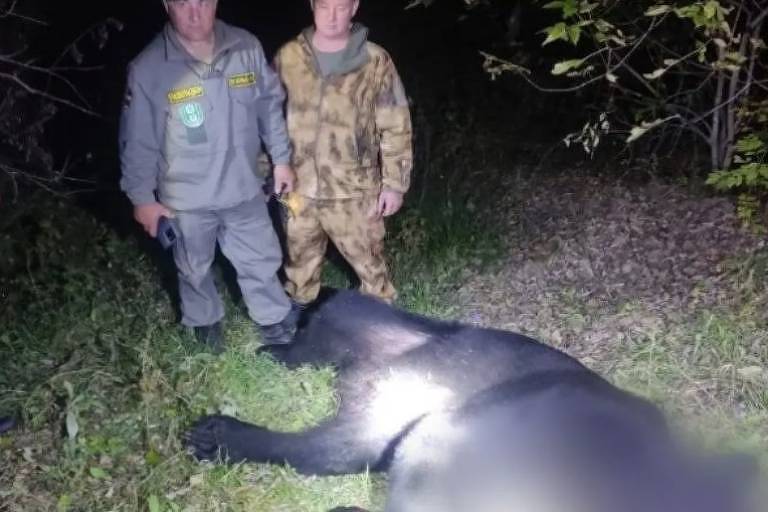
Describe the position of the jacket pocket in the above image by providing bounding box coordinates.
[229,85,260,146]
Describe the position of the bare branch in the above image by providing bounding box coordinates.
[695,81,753,129]
[662,104,712,143]
[620,63,659,98]
[0,55,94,110]
[647,39,711,73]
[0,161,96,197]
[723,37,750,168]
[666,70,717,103]
[0,72,100,117]
[0,0,47,24]
[49,65,105,72]
[749,6,768,29]
[50,18,124,70]
[673,120,711,146]
[0,47,27,60]
[750,79,768,94]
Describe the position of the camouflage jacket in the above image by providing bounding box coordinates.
[275,25,413,199]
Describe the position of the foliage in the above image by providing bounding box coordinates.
[0,199,367,510]
[527,0,766,172]
[4,180,767,509]
[0,166,501,510]
[409,0,767,176]
[707,105,768,227]
[0,1,121,205]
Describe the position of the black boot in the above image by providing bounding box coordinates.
[283,300,309,335]
[194,322,224,353]
[258,317,294,346]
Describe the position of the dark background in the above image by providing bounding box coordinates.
[32,0,566,220]
[4,0,589,291]
[0,0,595,260]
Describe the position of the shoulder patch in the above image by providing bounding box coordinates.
[228,72,257,88]
[167,85,204,105]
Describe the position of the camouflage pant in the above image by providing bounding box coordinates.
[284,194,396,304]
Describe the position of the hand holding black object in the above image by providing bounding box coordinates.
[157,216,180,249]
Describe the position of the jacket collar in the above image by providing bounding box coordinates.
[164,20,241,62]
[298,23,370,76]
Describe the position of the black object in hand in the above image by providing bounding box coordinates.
[157,216,180,249]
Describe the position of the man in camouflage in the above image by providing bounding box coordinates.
[275,0,413,307]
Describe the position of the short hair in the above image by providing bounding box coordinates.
[310,0,359,8]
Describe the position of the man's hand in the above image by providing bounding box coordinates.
[370,189,404,219]
[134,202,174,238]
[273,164,296,194]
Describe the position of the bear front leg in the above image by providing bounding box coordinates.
[185,413,386,476]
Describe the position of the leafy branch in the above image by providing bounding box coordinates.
[478,0,766,172]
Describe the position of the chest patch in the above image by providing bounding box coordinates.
[168,85,204,105]
[178,102,205,128]
[228,72,257,88]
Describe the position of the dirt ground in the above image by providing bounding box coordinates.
[455,174,766,370]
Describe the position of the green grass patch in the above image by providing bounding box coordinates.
[4,189,766,510]
[0,191,500,511]
[611,308,768,466]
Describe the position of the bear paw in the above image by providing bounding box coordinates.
[183,414,257,463]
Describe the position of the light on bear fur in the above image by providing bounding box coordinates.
[367,369,455,437]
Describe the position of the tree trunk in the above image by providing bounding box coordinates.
[711,47,726,170]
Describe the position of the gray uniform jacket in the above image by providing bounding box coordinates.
[119,20,291,211]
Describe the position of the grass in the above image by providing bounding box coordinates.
[611,308,768,462]
[532,283,768,469]
[0,192,499,512]
[2,185,767,510]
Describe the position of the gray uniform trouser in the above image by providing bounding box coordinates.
[172,196,290,327]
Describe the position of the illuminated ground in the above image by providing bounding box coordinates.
[2,174,766,511]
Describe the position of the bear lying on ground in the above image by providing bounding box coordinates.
[186,290,758,512]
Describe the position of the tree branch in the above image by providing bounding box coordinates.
[749,6,768,29]
[0,0,47,24]
[489,15,667,94]
[694,80,759,126]
[0,55,95,110]
[0,72,100,117]
[50,18,124,70]
[722,37,747,168]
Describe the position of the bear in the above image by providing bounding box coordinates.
[185,289,758,512]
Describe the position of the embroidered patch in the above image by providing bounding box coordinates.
[178,102,205,128]
[228,72,257,88]
[167,85,204,104]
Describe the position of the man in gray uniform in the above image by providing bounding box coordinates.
[119,0,296,350]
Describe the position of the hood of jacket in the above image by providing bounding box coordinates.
[300,23,370,76]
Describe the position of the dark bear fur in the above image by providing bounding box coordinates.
[186,290,758,512]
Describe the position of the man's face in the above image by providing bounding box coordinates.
[313,0,359,40]
[165,0,218,43]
